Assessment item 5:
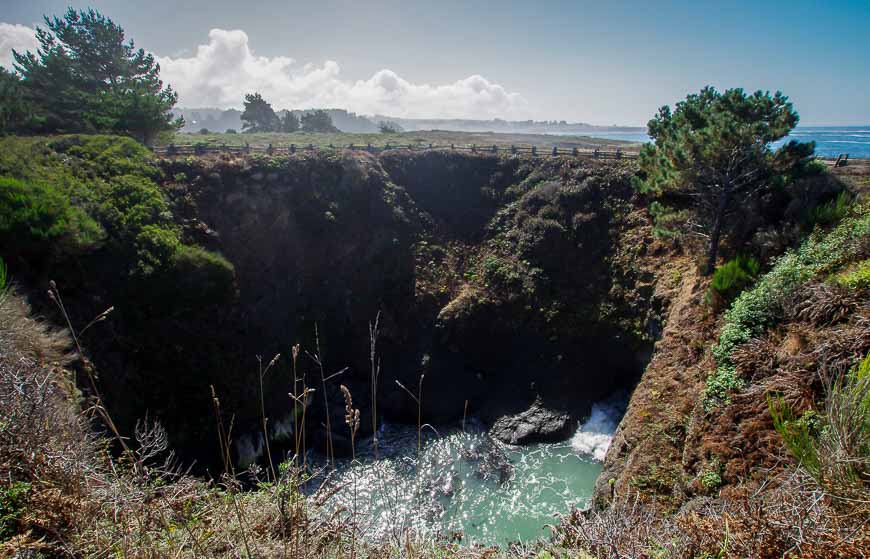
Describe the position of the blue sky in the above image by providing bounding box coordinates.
[1,0,868,125]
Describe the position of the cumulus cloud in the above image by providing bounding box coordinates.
[158,29,527,118]
[0,23,527,118]
[0,22,39,69]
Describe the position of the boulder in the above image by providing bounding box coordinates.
[490,398,575,445]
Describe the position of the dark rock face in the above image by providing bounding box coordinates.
[490,398,575,445]
[29,149,661,468]
[155,152,661,464]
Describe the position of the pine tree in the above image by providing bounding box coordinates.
[0,67,34,134]
[12,8,182,142]
[280,111,300,133]
[241,93,279,133]
[635,87,814,274]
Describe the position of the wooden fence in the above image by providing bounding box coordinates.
[152,142,641,160]
[151,143,865,167]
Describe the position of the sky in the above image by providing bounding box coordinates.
[1,0,868,126]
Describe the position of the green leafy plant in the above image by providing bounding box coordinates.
[770,352,869,495]
[832,259,870,291]
[805,191,853,228]
[0,176,102,253]
[706,255,761,309]
[0,481,31,541]
[769,397,822,478]
[699,459,724,491]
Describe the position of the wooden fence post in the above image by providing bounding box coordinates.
[290,144,296,154]
[594,148,599,159]
[167,143,177,156]
[267,143,274,155]
[616,148,622,159]
[552,146,558,156]
[572,147,578,156]
[531,146,537,156]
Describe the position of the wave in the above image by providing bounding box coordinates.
[571,397,626,461]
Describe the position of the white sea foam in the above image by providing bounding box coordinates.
[571,399,625,461]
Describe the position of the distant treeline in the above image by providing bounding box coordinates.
[230,93,403,135]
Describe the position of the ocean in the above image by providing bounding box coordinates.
[574,126,870,158]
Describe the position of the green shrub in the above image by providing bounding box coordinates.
[706,255,760,308]
[699,459,724,491]
[170,245,236,305]
[769,397,822,478]
[805,191,854,228]
[49,135,159,179]
[134,224,181,276]
[801,158,829,176]
[833,259,870,291]
[0,176,102,253]
[96,174,174,242]
[770,352,869,494]
[648,201,689,239]
[0,481,31,541]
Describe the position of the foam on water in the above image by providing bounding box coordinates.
[570,399,624,461]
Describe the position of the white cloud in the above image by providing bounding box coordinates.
[157,28,527,118]
[0,23,39,69]
[0,23,527,118]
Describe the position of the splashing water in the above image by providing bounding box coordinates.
[310,399,624,546]
[570,399,626,461]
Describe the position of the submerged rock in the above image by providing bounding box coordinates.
[489,398,574,445]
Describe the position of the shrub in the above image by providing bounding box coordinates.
[225,129,238,134]
[770,352,869,500]
[198,128,210,135]
[49,135,159,179]
[170,246,236,306]
[95,174,174,242]
[699,459,724,491]
[833,259,870,291]
[805,190,854,228]
[800,158,829,176]
[0,481,31,540]
[0,176,102,254]
[706,255,760,309]
[133,224,181,276]
[648,201,689,240]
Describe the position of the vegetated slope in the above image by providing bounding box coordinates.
[582,196,869,557]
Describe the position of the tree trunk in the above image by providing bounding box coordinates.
[704,185,731,275]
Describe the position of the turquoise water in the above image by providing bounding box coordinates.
[562,126,870,158]
[312,401,623,546]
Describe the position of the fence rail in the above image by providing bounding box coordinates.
[151,143,865,167]
[152,142,641,160]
